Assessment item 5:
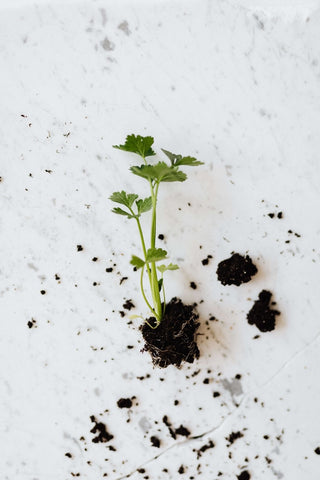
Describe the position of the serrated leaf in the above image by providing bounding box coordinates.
[110,191,139,209]
[145,247,167,263]
[131,162,187,183]
[157,263,179,274]
[161,149,204,167]
[112,207,136,219]
[113,134,156,158]
[130,255,145,269]
[136,197,152,215]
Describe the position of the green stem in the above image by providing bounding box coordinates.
[149,181,162,321]
[140,265,157,318]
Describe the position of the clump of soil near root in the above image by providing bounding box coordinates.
[140,297,200,368]
[247,290,280,332]
[217,253,257,286]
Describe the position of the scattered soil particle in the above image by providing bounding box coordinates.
[201,255,212,265]
[190,281,197,289]
[90,416,113,443]
[119,311,125,318]
[40,290,46,295]
[178,465,185,474]
[162,415,176,439]
[117,398,132,409]
[175,425,190,437]
[217,253,257,286]
[237,471,250,480]
[120,276,128,285]
[150,436,160,448]
[158,234,164,240]
[247,290,280,332]
[92,257,98,262]
[106,267,113,273]
[27,318,37,328]
[226,431,244,446]
[123,299,135,310]
[141,297,200,368]
[213,391,221,397]
[65,452,72,458]
[314,447,320,455]
[77,245,83,251]
[55,273,60,280]
[196,440,215,458]
[278,211,283,218]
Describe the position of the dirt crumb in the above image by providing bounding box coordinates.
[247,290,280,332]
[217,253,257,286]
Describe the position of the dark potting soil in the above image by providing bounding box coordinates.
[237,471,251,480]
[117,398,132,408]
[140,297,200,368]
[247,290,280,332]
[226,430,244,446]
[90,416,113,443]
[217,253,258,286]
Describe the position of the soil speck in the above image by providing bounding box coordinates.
[117,398,133,409]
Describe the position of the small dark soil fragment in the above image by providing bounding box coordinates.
[162,415,176,439]
[202,254,212,265]
[77,245,83,251]
[141,298,200,368]
[178,465,185,474]
[213,391,221,398]
[106,267,113,273]
[314,447,320,455]
[190,281,197,290]
[196,440,215,458]
[247,290,280,332]
[158,234,164,240]
[123,299,135,310]
[237,471,250,480]
[217,253,257,286]
[150,436,160,448]
[175,425,190,437]
[27,318,37,328]
[117,398,132,409]
[90,416,113,443]
[226,431,243,446]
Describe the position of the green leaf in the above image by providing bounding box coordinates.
[136,197,152,215]
[112,207,136,219]
[113,134,156,158]
[157,263,179,274]
[130,255,145,269]
[161,149,204,167]
[131,162,187,183]
[110,191,139,209]
[145,247,167,263]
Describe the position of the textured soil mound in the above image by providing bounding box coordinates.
[217,253,258,286]
[140,297,200,368]
[247,290,280,332]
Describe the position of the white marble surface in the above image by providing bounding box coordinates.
[1,0,320,479]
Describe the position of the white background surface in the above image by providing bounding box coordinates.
[1,0,320,479]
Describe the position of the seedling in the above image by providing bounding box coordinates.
[110,134,203,327]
